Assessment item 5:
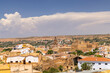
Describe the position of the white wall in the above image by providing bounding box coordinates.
[42,53,46,55]
[26,56,38,63]
[78,61,110,70]
[7,56,25,63]
[16,44,23,49]
[0,55,3,60]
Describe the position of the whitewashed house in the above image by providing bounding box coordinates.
[0,55,4,60]
[7,56,25,63]
[20,48,33,54]
[96,46,110,57]
[26,56,39,63]
[78,57,110,70]
[15,44,23,49]
[6,54,40,64]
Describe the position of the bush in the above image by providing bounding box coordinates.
[81,63,92,70]
[1,48,12,52]
[74,66,79,71]
[76,50,83,56]
[43,68,59,73]
[36,51,42,55]
[95,55,102,57]
[58,65,63,72]
[84,52,95,56]
[47,50,53,54]
[49,68,59,73]
[70,52,76,55]
[0,61,4,64]
[43,70,48,73]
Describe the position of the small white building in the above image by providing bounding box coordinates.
[20,48,33,54]
[26,56,39,63]
[97,46,110,58]
[11,48,33,54]
[15,44,23,49]
[0,55,4,60]
[78,57,110,70]
[7,54,39,64]
[7,56,25,63]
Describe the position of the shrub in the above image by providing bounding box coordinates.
[43,68,59,73]
[48,68,59,73]
[47,50,53,54]
[58,65,63,72]
[95,55,102,57]
[43,70,48,73]
[70,52,76,55]
[76,50,83,56]
[36,51,42,55]
[1,48,12,52]
[81,62,92,70]
[74,66,79,71]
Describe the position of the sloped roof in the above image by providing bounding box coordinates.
[79,57,110,62]
[8,53,40,57]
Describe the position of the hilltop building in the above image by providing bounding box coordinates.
[71,40,98,52]
[11,44,35,54]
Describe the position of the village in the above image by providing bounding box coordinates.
[0,36,110,73]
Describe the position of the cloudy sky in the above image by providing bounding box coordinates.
[0,0,110,38]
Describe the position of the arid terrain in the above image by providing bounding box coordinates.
[0,34,110,42]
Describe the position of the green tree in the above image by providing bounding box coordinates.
[1,48,12,52]
[43,70,48,73]
[43,68,59,73]
[0,61,4,64]
[47,50,53,54]
[93,48,98,53]
[70,52,76,55]
[95,55,102,57]
[58,65,63,72]
[74,66,79,71]
[81,62,92,70]
[76,50,83,56]
[48,68,59,73]
[84,52,95,56]
[36,51,42,54]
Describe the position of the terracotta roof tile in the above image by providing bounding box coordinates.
[79,57,110,62]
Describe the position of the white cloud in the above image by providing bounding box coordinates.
[0,11,110,38]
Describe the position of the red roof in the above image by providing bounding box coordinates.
[79,57,110,62]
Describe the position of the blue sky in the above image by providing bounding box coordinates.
[0,0,110,38]
[0,0,110,18]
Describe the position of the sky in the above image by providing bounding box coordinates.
[0,0,110,38]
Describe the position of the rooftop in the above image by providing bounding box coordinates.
[79,57,110,62]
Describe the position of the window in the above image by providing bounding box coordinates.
[67,66,68,69]
[93,68,95,70]
[98,63,101,65]
[105,63,108,65]
[29,61,31,63]
[10,61,13,63]
[92,63,95,65]
[16,61,18,63]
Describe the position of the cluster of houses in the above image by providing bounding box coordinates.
[95,46,110,58]
[1,38,110,72]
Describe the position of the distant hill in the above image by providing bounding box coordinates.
[0,34,110,42]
